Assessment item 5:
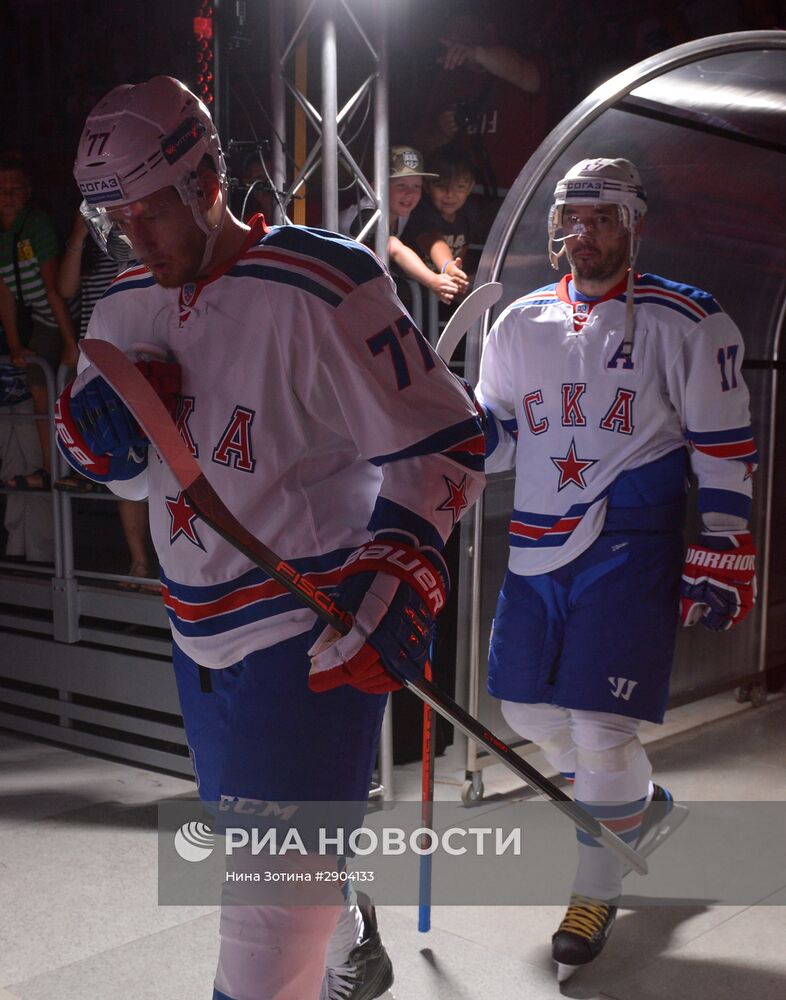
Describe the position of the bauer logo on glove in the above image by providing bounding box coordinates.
[308,538,449,694]
[680,531,757,631]
[341,542,446,615]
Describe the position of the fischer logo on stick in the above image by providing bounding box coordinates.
[275,561,353,629]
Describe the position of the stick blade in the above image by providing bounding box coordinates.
[80,339,202,492]
[435,281,503,363]
[598,823,648,876]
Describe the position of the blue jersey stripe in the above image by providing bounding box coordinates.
[508,494,608,549]
[511,297,557,310]
[510,533,569,548]
[512,509,561,528]
[162,549,352,638]
[510,282,559,310]
[368,496,445,551]
[630,295,705,322]
[228,263,343,307]
[262,225,382,286]
[370,415,482,466]
[166,590,304,637]
[688,426,753,445]
[103,275,157,298]
[512,498,597,526]
[635,273,722,315]
[162,549,351,603]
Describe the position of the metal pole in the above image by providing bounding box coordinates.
[321,4,339,230]
[373,4,389,261]
[212,0,227,141]
[293,1,309,225]
[269,0,287,224]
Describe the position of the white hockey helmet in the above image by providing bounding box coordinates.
[547,157,646,269]
[74,76,227,265]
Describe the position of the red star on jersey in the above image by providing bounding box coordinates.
[550,438,598,491]
[437,473,469,526]
[165,491,205,550]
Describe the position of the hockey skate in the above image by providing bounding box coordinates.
[624,783,689,875]
[325,892,394,999]
[553,785,687,982]
[551,893,617,983]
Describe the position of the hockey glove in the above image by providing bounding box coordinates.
[69,374,147,455]
[71,359,180,453]
[55,359,180,482]
[680,531,757,631]
[308,540,448,694]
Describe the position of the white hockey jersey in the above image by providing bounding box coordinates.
[478,272,756,576]
[74,218,484,667]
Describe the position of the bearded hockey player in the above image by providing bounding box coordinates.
[476,157,757,981]
[54,76,484,1000]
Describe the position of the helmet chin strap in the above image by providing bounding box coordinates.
[197,217,223,274]
[195,186,228,275]
[178,169,229,276]
[621,228,641,359]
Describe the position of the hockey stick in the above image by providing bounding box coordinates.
[434,281,502,363]
[418,289,506,931]
[80,339,647,875]
[418,657,436,932]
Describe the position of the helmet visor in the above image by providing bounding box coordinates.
[83,188,198,267]
[555,205,625,241]
[80,199,118,256]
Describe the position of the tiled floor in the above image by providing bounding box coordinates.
[1,692,785,999]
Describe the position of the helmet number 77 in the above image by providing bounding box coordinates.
[86,131,111,157]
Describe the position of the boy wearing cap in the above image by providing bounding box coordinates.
[404,145,492,284]
[340,145,467,304]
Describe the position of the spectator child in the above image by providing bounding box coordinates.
[404,145,492,285]
[340,145,466,304]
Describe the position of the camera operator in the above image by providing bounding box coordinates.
[414,6,545,201]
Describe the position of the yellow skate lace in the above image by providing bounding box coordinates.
[557,894,611,939]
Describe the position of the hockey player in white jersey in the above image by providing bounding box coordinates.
[54,77,484,1000]
[477,157,757,981]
